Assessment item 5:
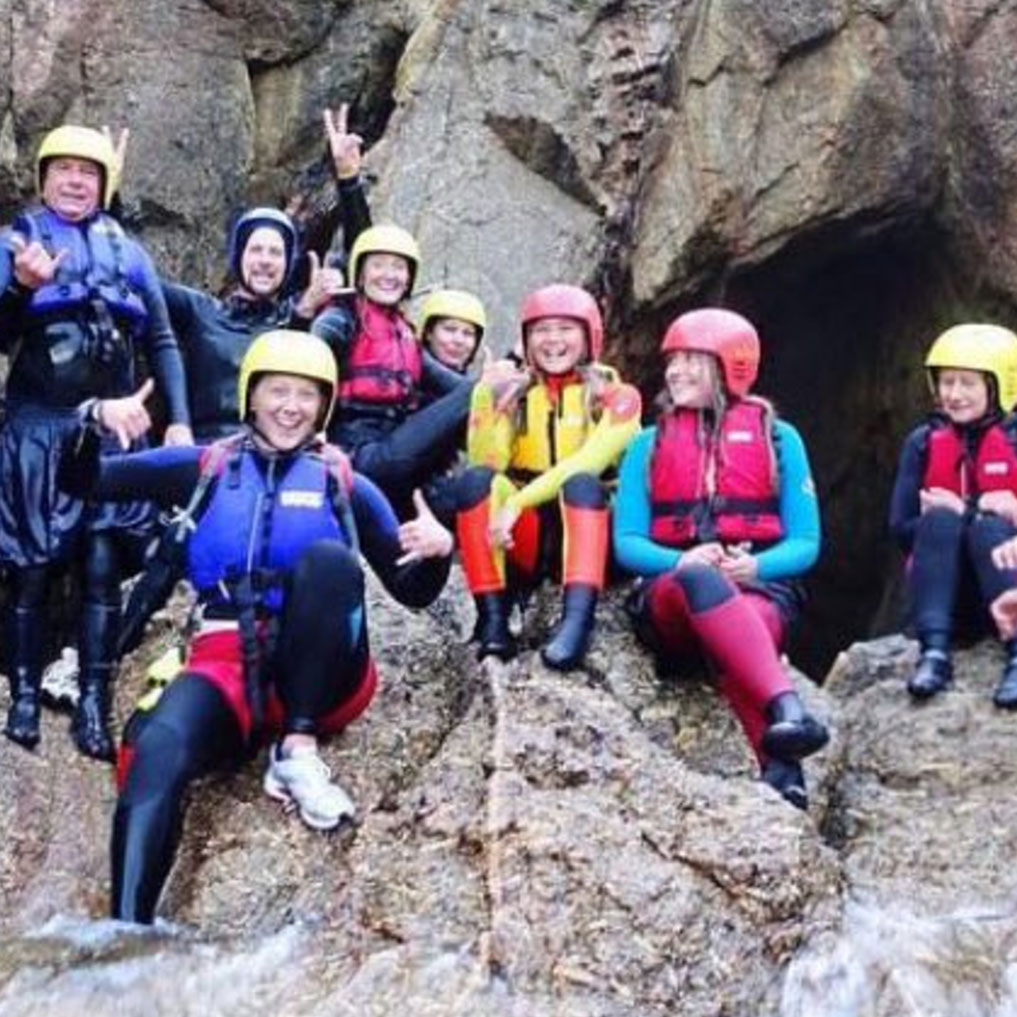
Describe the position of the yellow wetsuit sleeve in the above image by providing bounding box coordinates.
[506,382,642,512]
[466,382,514,472]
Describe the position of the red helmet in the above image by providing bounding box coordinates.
[520,284,604,362]
[660,308,760,396]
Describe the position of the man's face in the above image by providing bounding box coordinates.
[42,157,102,221]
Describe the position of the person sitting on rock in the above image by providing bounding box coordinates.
[311,226,520,527]
[58,329,454,925]
[890,324,1017,706]
[456,284,642,670]
[0,124,193,761]
[613,309,828,810]
[417,288,487,374]
[167,105,367,442]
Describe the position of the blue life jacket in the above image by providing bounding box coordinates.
[17,207,150,328]
[187,446,352,615]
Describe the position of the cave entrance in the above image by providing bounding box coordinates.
[621,217,1015,679]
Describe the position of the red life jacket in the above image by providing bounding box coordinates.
[922,418,1017,497]
[337,297,422,411]
[649,400,783,548]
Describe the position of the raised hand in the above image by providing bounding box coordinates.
[323,104,364,180]
[397,489,454,564]
[101,124,130,185]
[96,377,156,450]
[295,249,349,318]
[9,232,68,289]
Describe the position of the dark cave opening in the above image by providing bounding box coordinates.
[618,216,1017,680]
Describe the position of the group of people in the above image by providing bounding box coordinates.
[3,110,1015,927]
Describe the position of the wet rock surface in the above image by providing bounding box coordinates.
[3,581,1015,1016]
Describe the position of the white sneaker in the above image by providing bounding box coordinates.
[40,647,80,710]
[263,743,355,831]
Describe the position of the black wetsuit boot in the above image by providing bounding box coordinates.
[541,583,598,671]
[72,602,119,761]
[4,606,44,749]
[761,691,830,761]
[761,758,808,810]
[473,592,516,661]
[994,640,1017,709]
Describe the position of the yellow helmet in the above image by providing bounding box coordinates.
[925,324,1017,412]
[419,289,486,339]
[238,330,338,429]
[349,224,420,297]
[36,125,118,209]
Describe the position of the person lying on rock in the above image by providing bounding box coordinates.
[889,324,1017,707]
[417,288,487,374]
[57,330,453,925]
[0,124,193,761]
[311,225,523,528]
[166,105,368,443]
[456,284,642,670]
[613,309,828,810]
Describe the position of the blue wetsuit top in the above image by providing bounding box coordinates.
[612,419,821,582]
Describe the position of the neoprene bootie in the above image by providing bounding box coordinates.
[4,606,44,750]
[761,758,808,811]
[72,675,115,761]
[473,593,516,661]
[541,584,598,671]
[761,691,829,761]
[907,650,952,700]
[993,656,1017,709]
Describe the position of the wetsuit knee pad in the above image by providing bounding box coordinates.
[561,472,607,509]
[457,465,496,510]
[118,718,197,807]
[967,512,1016,556]
[916,506,966,544]
[673,563,737,613]
[291,540,364,604]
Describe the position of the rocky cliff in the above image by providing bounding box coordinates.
[5,0,1017,663]
[2,578,1016,1017]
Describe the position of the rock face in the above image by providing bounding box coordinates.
[1,580,1016,1017]
[4,0,1017,664]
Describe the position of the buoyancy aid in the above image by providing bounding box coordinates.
[187,440,355,616]
[649,399,783,547]
[336,297,422,414]
[17,208,149,328]
[922,416,1017,498]
[512,373,595,476]
[6,207,152,404]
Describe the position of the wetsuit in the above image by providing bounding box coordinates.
[613,408,820,766]
[313,299,473,525]
[889,412,1017,651]
[170,176,371,442]
[59,430,449,923]
[0,204,190,754]
[457,367,641,666]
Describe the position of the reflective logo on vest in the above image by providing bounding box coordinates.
[727,430,754,443]
[279,490,326,509]
[984,462,1010,475]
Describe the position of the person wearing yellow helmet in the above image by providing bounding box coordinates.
[0,123,193,760]
[57,329,454,924]
[418,288,487,373]
[890,323,1017,705]
[311,227,520,526]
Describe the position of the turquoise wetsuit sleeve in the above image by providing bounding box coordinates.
[753,419,820,582]
[612,427,682,577]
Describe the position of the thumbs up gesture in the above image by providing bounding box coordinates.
[397,489,454,564]
[94,377,156,450]
[295,249,348,318]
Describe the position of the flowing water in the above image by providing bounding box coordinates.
[782,899,1017,1017]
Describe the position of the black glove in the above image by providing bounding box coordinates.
[57,425,101,497]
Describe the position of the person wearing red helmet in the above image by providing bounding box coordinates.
[613,308,828,809]
[456,284,642,669]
